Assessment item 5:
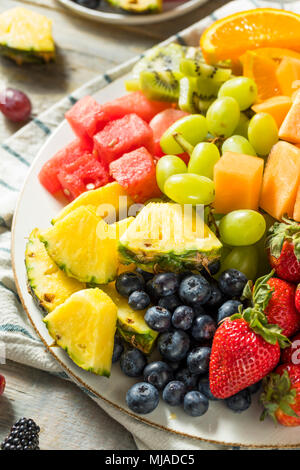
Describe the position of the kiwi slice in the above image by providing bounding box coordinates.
[180,59,232,82]
[132,44,184,80]
[178,77,216,115]
[139,70,182,102]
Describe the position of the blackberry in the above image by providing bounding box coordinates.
[1,418,40,450]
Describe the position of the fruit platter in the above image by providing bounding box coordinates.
[57,0,208,25]
[12,8,300,447]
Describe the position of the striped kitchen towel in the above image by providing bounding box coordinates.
[0,0,298,450]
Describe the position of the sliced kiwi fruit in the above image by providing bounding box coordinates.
[180,59,232,82]
[131,44,184,79]
[139,70,182,101]
[178,77,216,115]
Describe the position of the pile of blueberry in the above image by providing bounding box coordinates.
[113,266,261,416]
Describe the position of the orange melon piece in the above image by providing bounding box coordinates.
[213,152,264,214]
[279,90,300,143]
[252,96,292,128]
[276,57,300,96]
[293,185,300,222]
[260,141,300,220]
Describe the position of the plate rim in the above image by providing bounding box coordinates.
[11,132,300,450]
[56,0,209,25]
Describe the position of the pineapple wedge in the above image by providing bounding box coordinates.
[101,283,158,354]
[52,182,133,225]
[119,202,222,272]
[25,228,84,313]
[0,8,55,64]
[44,288,117,377]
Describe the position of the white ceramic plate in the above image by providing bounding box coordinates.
[11,25,300,448]
[57,0,209,25]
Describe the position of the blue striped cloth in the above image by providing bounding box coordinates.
[0,0,298,450]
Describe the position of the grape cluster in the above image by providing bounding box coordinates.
[156,76,279,207]
[1,418,40,450]
[113,267,262,416]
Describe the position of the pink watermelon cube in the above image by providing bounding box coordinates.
[65,96,104,147]
[38,139,92,194]
[58,154,111,201]
[93,113,154,168]
[109,147,161,203]
[101,92,172,124]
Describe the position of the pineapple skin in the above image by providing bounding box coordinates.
[25,228,84,313]
[118,202,222,273]
[44,288,117,377]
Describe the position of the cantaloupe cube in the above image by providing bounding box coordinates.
[252,96,292,128]
[279,90,300,144]
[276,57,300,97]
[260,141,300,220]
[293,185,300,222]
[213,152,264,214]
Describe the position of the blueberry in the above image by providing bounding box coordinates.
[175,367,198,391]
[179,275,211,306]
[178,271,194,282]
[158,294,181,312]
[247,380,262,395]
[126,382,159,414]
[172,306,194,330]
[162,381,186,406]
[187,347,211,375]
[205,283,224,309]
[143,361,173,390]
[225,389,251,413]
[136,267,154,282]
[152,273,180,297]
[198,376,218,401]
[112,336,124,363]
[217,300,243,323]
[128,290,150,311]
[158,330,190,362]
[218,269,248,298]
[116,272,145,298]
[74,0,100,9]
[183,391,209,417]
[120,349,147,377]
[146,279,160,302]
[144,306,171,332]
[191,315,216,342]
[207,260,221,275]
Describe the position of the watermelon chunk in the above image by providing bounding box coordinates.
[109,147,161,203]
[38,139,91,194]
[58,154,111,201]
[101,92,172,124]
[149,108,189,157]
[65,96,104,147]
[94,113,154,168]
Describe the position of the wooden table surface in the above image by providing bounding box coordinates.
[0,0,230,450]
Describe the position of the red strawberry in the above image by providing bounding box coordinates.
[266,218,300,283]
[209,306,288,399]
[261,363,300,426]
[281,332,300,365]
[243,271,300,338]
[296,284,300,313]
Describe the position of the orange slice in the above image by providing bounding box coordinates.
[200,9,300,65]
[241,51,282,101]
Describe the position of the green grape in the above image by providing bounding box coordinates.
[255,213,276,277]
[222,245,258,280]
[187,142,220,179]
[156,155,187,192]
[219,209,266,246]
[218,77,258,111]
[222,135,257,156]
[160,115,208,155]
[164,173,215,205]
[234,113,250,138]
[248,113,278,157]
[206,97,240,138]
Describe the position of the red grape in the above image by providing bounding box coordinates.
[0,88,31,122]
[0,374,5,395]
